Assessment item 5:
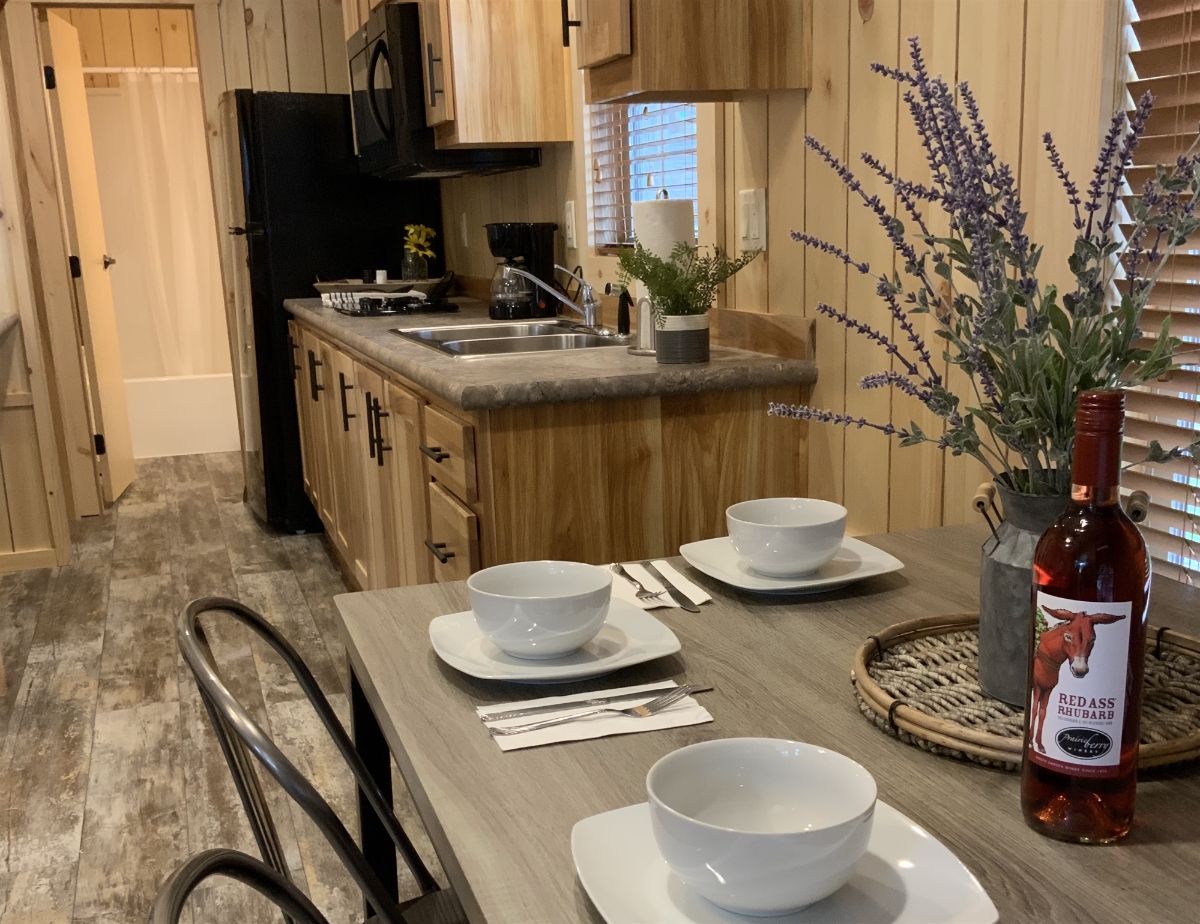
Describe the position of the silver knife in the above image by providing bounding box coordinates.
[645,562,701,613]
[479,683,711,723]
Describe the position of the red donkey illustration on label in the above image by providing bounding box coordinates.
[1029,607,1127,754]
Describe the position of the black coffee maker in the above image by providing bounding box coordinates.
[485,222,559,320]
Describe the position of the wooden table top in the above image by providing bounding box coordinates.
[335,524,1200,924]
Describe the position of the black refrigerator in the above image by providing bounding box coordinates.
[225,90,442,532]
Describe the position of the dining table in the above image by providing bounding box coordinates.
[335,523,1200,923]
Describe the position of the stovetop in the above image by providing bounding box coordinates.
[329,294,460,317]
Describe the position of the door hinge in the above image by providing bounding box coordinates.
[93,433,106,456]
[69,255,82,278]
[43,65,56,90]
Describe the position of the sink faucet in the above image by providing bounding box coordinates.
[500,264,617,337]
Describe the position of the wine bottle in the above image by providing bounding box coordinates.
[1022,389,1151,843]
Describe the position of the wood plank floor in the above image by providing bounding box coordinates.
[0,453,442,923]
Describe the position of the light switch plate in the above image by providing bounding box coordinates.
[564,199,578,249]
[738,188,767,251]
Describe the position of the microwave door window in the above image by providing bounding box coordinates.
[349,48,382,152]
[367,39,394,140]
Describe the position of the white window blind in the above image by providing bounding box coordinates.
[587,102,697,248]
[1123,0,1200,582]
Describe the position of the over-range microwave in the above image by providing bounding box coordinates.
[348,3,540,179]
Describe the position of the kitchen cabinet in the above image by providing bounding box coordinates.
[577,0,811,104]
[343,0,373,42]
[420,0,572,145]
[426,480,480,582]
[288,317,806,592]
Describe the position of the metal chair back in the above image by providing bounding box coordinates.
[149,848,331,924]
[178,596,440,923]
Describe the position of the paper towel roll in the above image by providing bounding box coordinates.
[632,199,695,260]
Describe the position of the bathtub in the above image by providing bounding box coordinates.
[124,373,241,459]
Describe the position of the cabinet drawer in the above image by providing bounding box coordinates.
[421,404,477,502]
[426,481,479,582]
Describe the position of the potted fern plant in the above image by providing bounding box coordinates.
[618,241,760,363]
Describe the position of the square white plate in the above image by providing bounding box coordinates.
[678,536,903,594]
[571,802,998,924]
[428,599,681,683]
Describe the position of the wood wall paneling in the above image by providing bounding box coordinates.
[801,0,851,508]
[886,0,958,532]
[840,0,899,536]
[941,0,1026,526]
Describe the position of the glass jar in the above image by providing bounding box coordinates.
[402,251,429,281]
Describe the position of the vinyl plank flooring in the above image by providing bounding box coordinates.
[72,702,190,922]
[0,568,51,742]
[0,643,100,923]
[3,453,435,924]
[280,534,351,688]
[98,575,181,712]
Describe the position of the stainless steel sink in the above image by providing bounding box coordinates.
[392,320,628,358]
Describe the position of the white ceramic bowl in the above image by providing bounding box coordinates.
[726,497,848,576]
[466,561,612,659]
[646,738,876,916]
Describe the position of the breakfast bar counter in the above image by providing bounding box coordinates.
[336,524,1200,923]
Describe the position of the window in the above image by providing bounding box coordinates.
[1122,0,1200,582]
[586,102,697,249]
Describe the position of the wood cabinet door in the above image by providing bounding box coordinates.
[376,380,433,587]
[300,329,335,527]
[326,345,372,588]
[419,0,455,126]
[578,0,631,68]
[288,322,315,502]
[426,480,479,583]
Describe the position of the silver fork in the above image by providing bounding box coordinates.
[488,685,702,736]
[610,562,666,603]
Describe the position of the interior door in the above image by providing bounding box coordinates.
[43,13,135,503]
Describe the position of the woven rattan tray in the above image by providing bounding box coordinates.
[852,613,1200,771]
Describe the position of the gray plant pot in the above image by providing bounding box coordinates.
[655,314,709,364]
[978,481,1069,706]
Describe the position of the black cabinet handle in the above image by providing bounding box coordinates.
[424,539,455,564]
[365,390,377,458]
[373,397,391,467]
[420,444,450,463]
[307,350,324,402]
[338,372,355,432]
[560,0,580,46]
[289,336,301,379]
[426,42,443,107]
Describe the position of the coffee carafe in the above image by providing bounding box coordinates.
[485,222,559,320]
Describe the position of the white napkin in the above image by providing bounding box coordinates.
[478,681,713,752]
[615,561,712,610]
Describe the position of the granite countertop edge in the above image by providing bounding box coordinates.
[286,298,816,412]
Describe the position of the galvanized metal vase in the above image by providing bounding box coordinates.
[978,481,1069,706]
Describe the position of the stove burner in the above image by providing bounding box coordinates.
[331,295,460,317]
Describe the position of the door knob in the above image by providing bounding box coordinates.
[102,254,116,269]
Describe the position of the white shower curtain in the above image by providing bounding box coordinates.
[118,73,227,377]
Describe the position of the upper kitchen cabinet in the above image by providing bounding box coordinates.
[576,0,811,103]
[421,0,573,146]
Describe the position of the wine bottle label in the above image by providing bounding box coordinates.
[1026,591,1133,778]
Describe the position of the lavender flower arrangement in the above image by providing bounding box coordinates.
[771,37,1200,496]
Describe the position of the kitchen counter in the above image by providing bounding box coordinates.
[285,298,816,411]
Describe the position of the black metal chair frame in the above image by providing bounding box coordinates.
[178,596,443,924]
[149,848,332,924]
